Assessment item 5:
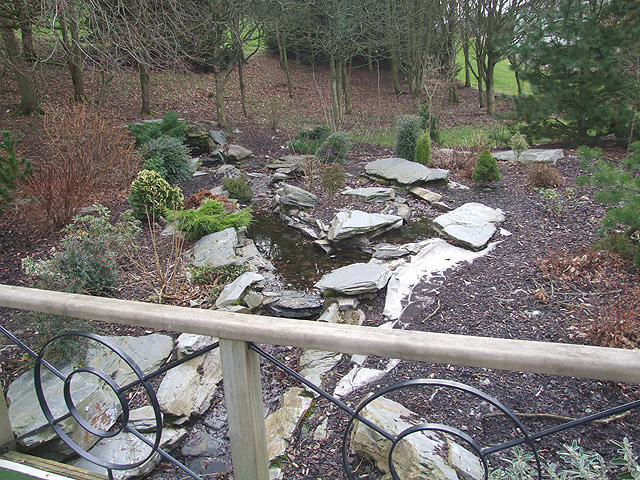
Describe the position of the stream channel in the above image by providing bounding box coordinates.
[246,210,436,290]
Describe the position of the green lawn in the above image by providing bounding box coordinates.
[455,50,530,97]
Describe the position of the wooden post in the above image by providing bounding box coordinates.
[1,390,15,449]
[219,339,269,480]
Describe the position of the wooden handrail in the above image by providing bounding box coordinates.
[1,284,638,384]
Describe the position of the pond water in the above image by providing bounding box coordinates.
[246,210,436,290]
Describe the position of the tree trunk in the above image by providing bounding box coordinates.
[485,54,496,115]
[367,45,373,72]
[60,9,86,103]
[0,18,40,115]
[97,71,115,110]
[463,36,471,88]
[214,63,226,129]
[279,35,293,98]
[139,63,151,114]
[390,53,402,94]
[238,57,248,117]
[328,55,342,128]
[343,58,352,115]
[20,20,36,64]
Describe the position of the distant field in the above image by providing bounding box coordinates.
[455,50,530,96]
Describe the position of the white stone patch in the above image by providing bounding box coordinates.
[384,239,497,320]
[333,359,400,398]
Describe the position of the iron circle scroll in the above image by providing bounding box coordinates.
[34,331,163,471]
[341,378,542,480]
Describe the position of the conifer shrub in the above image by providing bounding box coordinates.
[395,115,422,160]
[288,125,330,154]
[414,131,431,165]
[128,111,187,146]
[577,143,640,267]
[140,136,195,183]
[171,199,252,241]
[223,177,253,202]
[128,170,184,220]
[472,149,501,185]
[508,132,529,161]
[0,130,32,214]
[315,131,352,164]
[418,103,440,145]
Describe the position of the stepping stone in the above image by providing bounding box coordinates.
[432,202,505,250]
[327,210,402,242]
[365,157,449,185]
[341,187,395,202]
[315,262,391,296]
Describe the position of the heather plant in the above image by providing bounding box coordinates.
[315,131,352,164]
[395,115,422,160]
[128,170,184,220]
[22,205,140,294]
[414,131,431,165]
[319,163,345,196]
[577,144,640,267]
[472,149,501,185]
[140,136,195,183]
[0,130,32,214]
[223,176,253,202]
[128,111,187,146]
[171,198,252,241]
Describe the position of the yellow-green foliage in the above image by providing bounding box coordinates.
[472,149,501,184]
[414,131,431,165]
[172,199,253,241]
[128,170,184,220]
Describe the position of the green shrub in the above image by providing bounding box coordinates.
[315,131,352,164]
[22,205,141,294]
[508,132,529,161]
[128,170,184,220]
[1,130,32,214]
[223,177,253,202]
[171,199,252,241]
[418,104,440,145]
[288,125,331,154]
[395,115,423,160]
[140,136,195,183]
[472,149,501,185]
[128,111,187,146]
[414,131,431,165]
[577,143,640,267]
[319,163,345,196]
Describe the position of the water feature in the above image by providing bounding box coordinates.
[246,210,437,290]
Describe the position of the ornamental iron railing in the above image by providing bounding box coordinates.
[0,285,639,480]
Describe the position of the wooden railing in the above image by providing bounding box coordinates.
[1,284,639,480]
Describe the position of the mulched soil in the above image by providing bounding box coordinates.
[1,51,639,479]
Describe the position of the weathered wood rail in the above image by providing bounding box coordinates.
[1,284,639,479]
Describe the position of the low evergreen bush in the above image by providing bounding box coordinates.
[577,143,640,267]
[418,103,440,145]
[288,125,330,154]
[128,111,187,146]
[128,170,184,220]
[171,199,252,241]
[414,131,431,165]
[315,131,352,164]
[395,115,422,160]
[0,130,32,214]
[223,177,253,202]
[140,136,195,184]
[472,149,501,185]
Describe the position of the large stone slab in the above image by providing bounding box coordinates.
[384,239,496,320]
[315,262,391,296]
[265,388,313,461]
[327,210,403,242]
[71,428,186,480]
[276,184,318,208]
[492,149,564,165]
[187,228,240,268]
[298,350,342,395]
[333,359,399,398]
[351,397,481,480]
[341,187,395,202]
[365,157,449,185]
[266,290,323,319]
[225,144,253,162]
[432,202,505,250]
[215,272,264,308]
[157,349,223,417]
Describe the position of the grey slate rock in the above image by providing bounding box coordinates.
[187,228,240,268]
[315,262,391,296]
[365,157,449,185]
[327,210,403,242]
[432,202,505,250]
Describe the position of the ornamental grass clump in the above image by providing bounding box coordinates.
[128,170,184,220]
[472,149,501,185]
[395,115,422,161]
[140,136,195,183]
[315,131,352,164]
